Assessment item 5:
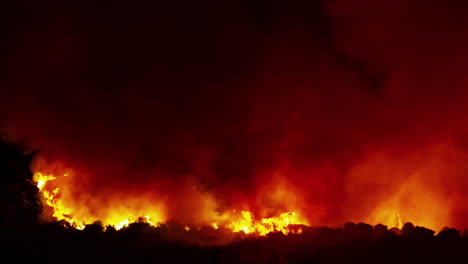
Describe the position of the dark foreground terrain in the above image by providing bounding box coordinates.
[2,220,468,264]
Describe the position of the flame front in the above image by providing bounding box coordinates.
[33,171,308,234]
[34,172,165,230]
[35,172,78,227]
[33,164,443,234]
[225,211,305,235]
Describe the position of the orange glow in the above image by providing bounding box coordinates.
[33,170,308,234]
[34,172,165,230]
[33,145,455,234]
[221,211,307,236]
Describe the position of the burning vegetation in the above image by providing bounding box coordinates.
[4,0,468,234]
[34,171,308,235]
[31,164,453,237]
[3,0,468,262]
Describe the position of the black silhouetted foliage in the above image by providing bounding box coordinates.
[2,220,468,264]
[1,137,468,263]
[0,137,41,225]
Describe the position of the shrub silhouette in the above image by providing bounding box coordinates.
[0,137,41,226]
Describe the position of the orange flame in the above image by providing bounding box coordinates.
[33,171,308,234]
[34,172,165,230]
[33,158,446,234]
[211,210,307,236]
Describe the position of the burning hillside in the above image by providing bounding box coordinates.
[2,1,468,254]
[34,170,308,235]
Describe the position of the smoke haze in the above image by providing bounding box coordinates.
[2,0,468,230]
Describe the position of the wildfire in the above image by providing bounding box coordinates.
[33,171,308,235]
[234,210,305,235]
[34,172,164,230]
[212,210,307,236]
[34,172,79,227]
[33,169,432,234]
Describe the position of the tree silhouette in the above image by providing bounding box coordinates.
[0,137,41,226]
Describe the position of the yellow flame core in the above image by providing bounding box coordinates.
[33,171,308,235]
[34,172,164,230]
[35,171,419,234]
[34,172,82,228]
[396,213,403,229]
[220,211,307,236]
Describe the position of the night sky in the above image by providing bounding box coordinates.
[2,0,468,229]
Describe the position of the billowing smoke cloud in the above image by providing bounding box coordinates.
[2,0,468,230]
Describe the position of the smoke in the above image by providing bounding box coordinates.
[2,0,468,230]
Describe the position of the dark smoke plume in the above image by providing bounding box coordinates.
[2,0,468,229]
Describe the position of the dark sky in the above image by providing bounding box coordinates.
[2,0,468,229]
